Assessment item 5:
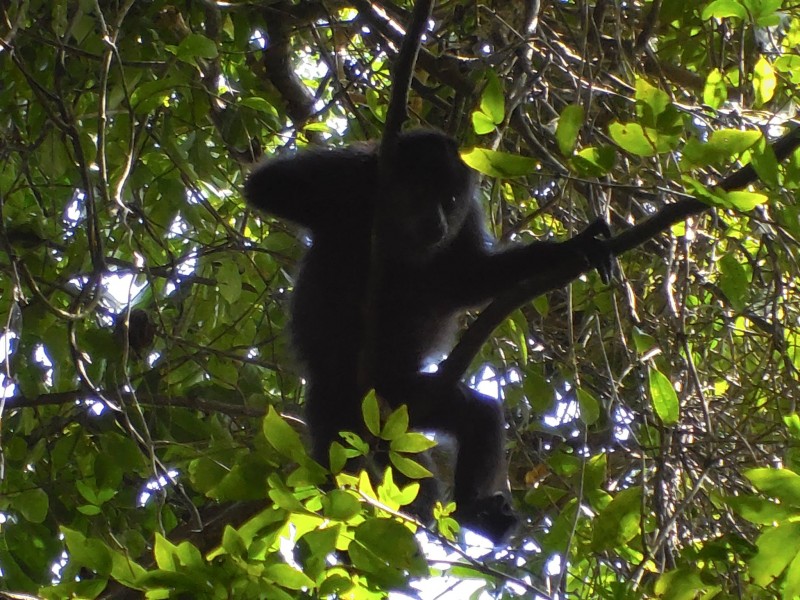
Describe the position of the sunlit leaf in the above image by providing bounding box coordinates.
[556,104,584,155]
[362,391,381,437]
[577,387,600,425]
[461,148,539,177]
[592,487,642,551]
[701,0,747,20]
[263,407,306,461]
[703,69,727,108]
[753,56,777,106]
[381,404,409,440]
[648,367,679,425]
[749,522,800,586]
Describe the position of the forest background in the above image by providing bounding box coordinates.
[2,0,800,598]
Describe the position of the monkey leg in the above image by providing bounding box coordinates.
[379,373,518,543]
[304,382,364,467]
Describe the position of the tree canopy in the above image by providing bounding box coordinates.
[2,0,800,598]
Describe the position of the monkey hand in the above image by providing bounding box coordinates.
[574,218,615,284]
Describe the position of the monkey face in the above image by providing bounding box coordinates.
[378,130,476,262]
[379,184,471,262]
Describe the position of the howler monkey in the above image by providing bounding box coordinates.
[244,130,612,543]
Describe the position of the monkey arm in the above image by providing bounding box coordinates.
[244,147,377,230]
[430,218,613,308]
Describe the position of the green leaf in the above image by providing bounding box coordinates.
[61,527,113,576]
[591,486,643,551]
[524,484,568,509]
[390,481,421,507]
[222,525,247,558]
[381,404,409,440]
[329,442,348,473]
[388,452,433,479]
[556,104,584,156]
[471,111,496,135]
[130,75,187,114]
[785,549,800,600]
[648,367,679,425]
[174,33,218,63]
[703,69,727,109]
[479,71,505,124]
[299,526,340,563]
[240,96,279,115]
[339,431,369,455]
[77,505,102,516]
[576,387,600,425]
[349,518,428,584]
[319,574,355,597]
[682,129,762,168]
[390,432,437,453]
[188,456,228,493]
[218,260,242,304]
[682,176,729,208]
[749,521,800,586]
[265,563,316,591]
[744,0,782,22]
[15,488,49,523]
[710,128,762,155]
[608,122,671,156]
[153,533,178,570]
[775,55,800,84]
[723,190,768,211]
[263,407,306,462]
[584,454,608,492]
[304,122,334,133]
[745,468,800,506]
[719,253,750,311]
[724,495,799,524]
[362,390,381,437]
[322,489,361,521]
[635,78,671,124]
[268,484,306,512]
[749,137,780,188]
[785,414,800,439]
[654,568,709,600]
[76,478,98,504]
[175,541,204,569]
[701,0,747,20]
[632,326,657,354]
[571,145,616,176]
[109,545,147,586]
[460,148,538,178]
[753,56,777,106]
[523,369,555,414]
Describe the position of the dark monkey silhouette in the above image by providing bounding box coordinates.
[245,130,612,543]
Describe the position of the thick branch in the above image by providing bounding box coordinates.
[261,2,316,127]
[360,0,434,390]
[7,390,266,417]
[380,0,434,146]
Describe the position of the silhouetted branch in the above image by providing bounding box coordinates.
[440,125,800,383]
[381,0,434,146]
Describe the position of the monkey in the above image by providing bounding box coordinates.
[244,129,612,543]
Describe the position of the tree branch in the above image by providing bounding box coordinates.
[380,0,434,146]
[440,125,800,383]
[6,390,266,418]
[358,0,434,389]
